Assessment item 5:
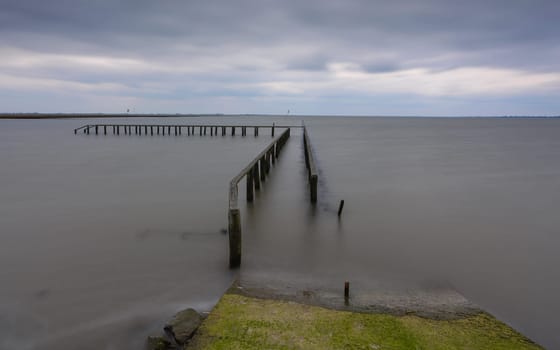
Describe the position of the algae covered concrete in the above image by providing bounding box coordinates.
[186,294,542,350]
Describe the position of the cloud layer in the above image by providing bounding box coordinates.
[1,0,559,115]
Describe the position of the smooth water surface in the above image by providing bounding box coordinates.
[1,116,559,349]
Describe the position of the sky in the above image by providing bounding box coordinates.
[1,0,559,116]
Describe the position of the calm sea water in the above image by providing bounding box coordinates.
[1,116,559,349]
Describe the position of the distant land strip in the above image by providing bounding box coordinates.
[1,113,559,119]
[0,113,232,119]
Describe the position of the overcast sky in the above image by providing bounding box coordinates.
[1,0,559,115]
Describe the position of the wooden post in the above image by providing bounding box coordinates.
[264,153,270,174]
[232,126,236,136]
[117,125,120,135]
[86,126,90,135]
[150,126,153,136]
[246,172,254,202]
[344,281,349,299]
[272,146,276,164]
[187,126,190,136]
[222,126,225,136]
[228,208,241,268]
[254,127,258,136]
[204,126,207,135]
[199,126,202,136]
[253,164,260,190]
[175,126,178,136]
[260,157,266,181]
[104,126,107,135]
[310,174,318,203]
[211,127,214,136]
[338,200,345,216]
[95,125,98,135]
[272,123,275,137]
[167,126,171,135]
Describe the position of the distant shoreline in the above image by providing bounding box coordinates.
[0,113,213,119]
[0,113,559,119]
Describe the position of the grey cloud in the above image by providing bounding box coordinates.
[285,54,329,71]
[362,62,401,73]
[1,0,559,114]
[1,0,559,73]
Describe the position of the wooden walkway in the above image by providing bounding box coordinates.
[227,128,291,267]
[74,122,318,268]
[74,124,302,137]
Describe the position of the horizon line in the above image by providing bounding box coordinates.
[1,112,559,120]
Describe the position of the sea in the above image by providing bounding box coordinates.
[1,116,559,349]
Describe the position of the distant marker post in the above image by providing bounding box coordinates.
[338,200,345,217]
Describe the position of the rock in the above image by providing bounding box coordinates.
[146,335,172,350]
[164,308,203,345]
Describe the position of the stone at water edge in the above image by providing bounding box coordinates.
[164,308,203,345]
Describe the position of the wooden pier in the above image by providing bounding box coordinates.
[73,123,299,137]
[228,128,291,268]
[303,126,318,203]
[74,122,317,269]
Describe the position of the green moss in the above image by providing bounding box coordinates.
[186,294,542,350]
